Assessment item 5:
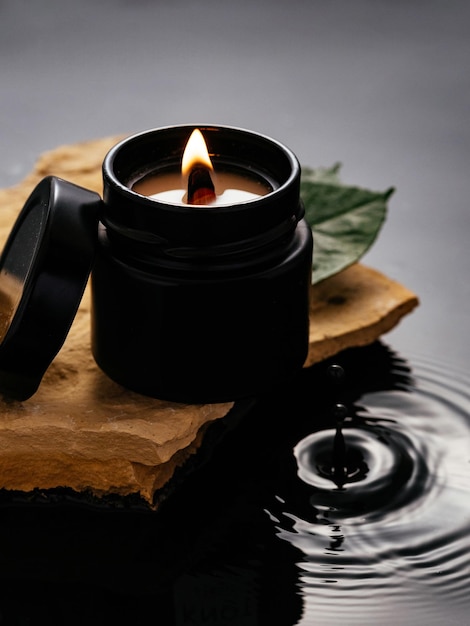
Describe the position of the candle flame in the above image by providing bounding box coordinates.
[181,129,214,177]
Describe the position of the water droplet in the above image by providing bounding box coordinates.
[332,403,348,422]
[327,364,345,383]
[269,354,470,624]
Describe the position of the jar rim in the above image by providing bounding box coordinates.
[102,124,302,250]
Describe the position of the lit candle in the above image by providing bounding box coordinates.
[132,129,272,205]
[94,124,313,403]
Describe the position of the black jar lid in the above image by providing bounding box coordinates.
[0,176,100,401]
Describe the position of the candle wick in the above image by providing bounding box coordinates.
[187,166,216,205]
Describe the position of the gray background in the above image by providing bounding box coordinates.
[1,0,469,366]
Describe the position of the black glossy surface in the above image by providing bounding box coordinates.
[0,343,411,624]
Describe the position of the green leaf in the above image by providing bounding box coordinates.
[301,163,342,185]
[301,165,393,284]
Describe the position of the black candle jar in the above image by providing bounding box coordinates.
[92,125,313,403]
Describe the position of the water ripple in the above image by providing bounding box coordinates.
[268,354,470,625]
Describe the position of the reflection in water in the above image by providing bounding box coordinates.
[0,343,469,625]
[270,352,470,625]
